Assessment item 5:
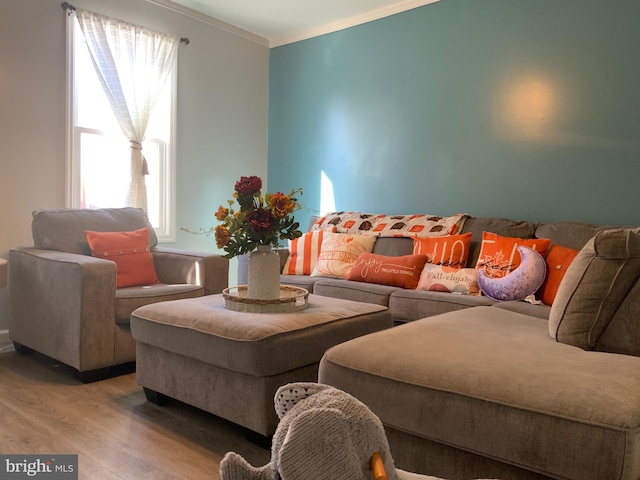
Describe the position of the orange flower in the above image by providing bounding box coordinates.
[214,225,231,248]
[215,206,229,221]
[269,192,295,218]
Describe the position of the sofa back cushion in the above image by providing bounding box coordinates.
[32,208,157,255]
[549,228,640,355]
[534,221,624,250]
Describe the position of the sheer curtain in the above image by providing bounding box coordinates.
[75,9,179,211]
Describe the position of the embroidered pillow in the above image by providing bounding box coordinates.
[310,233,377,279]
[475,232,550,278]
[417,264,480,296]
[282,229,335,275]
[85,227,159,288]
[346,253,428,289]
[538,244,580,305]
[412,232,472,267]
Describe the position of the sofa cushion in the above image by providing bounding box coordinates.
[534,221,622,250]
[31,207,157,255]
[346,253,428,289]
[85,227,159,288]
[371,237,414,257]
[319,306,640,480]
[388,289,493,323]
[115,283,204,323]
[280,274,322,293]
[492,300,551,319]
[597,278,640,356]
[549,228,640,353]
[313,278,400,307]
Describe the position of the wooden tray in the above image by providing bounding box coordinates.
[222,285,309,313]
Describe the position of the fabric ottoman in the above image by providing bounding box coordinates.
[130,293,392,438]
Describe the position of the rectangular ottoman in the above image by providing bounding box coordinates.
[130,293,392,438]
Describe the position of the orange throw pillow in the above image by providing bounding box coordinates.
[85,227,159,288]
[347,253,428,289]
[538,244,579,305]
[412,232,472,267]
[476,232,551,278]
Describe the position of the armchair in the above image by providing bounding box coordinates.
[9,208,228,382]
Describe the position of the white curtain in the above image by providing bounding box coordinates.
[75,9,179,211]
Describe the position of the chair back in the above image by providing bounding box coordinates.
[31,207,157,255]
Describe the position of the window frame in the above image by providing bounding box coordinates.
[64,12,177,243]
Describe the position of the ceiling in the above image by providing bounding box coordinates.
[157,0,440,47]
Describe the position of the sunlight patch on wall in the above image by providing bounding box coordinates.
[496,74,559,141]
[320,170,336,215]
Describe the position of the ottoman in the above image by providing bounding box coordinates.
[130,293,392,438]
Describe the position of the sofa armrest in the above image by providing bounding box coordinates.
[151,247,229,295]
[8,247,117,371]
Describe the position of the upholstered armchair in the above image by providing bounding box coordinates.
[9,208,228,382]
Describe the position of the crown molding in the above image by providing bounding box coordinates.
[145,0,270,47]
[270,0,441,48]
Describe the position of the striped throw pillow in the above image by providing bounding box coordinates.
[282,229,334,275]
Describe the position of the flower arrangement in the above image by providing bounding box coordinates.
[211,176,303,259]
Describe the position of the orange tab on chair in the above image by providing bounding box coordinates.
[370,451,388,480]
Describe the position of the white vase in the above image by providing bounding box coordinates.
[247,244,281,299]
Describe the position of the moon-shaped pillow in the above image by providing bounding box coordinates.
[477,246,547,302]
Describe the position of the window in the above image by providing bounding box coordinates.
[66,14,177,242]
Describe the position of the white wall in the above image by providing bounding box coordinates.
[0,0,269,334]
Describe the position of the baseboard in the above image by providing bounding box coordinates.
[0,329,13,352]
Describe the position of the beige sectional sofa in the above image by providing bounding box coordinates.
[271,215,618,323]
[245,214,640,480]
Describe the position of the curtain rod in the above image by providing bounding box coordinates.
[60,2,190,45]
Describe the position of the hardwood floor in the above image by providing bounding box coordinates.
[0,350,270,479]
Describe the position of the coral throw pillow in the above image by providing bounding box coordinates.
[311,233,377,279]
[85,227,159,288]
[538,244,580,306]
[417,264,480,296]
[412,232,472,267]
[475,232,551,278]
[346,253,428,289]
[282,229,335,275]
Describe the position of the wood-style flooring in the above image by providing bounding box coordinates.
[0,349,270,479]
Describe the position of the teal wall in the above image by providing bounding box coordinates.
[268,0,640,230]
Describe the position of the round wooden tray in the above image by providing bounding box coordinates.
[222,285,309,313]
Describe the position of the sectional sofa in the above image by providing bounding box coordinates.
[241,213,640,480]
[270,215,618,323]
